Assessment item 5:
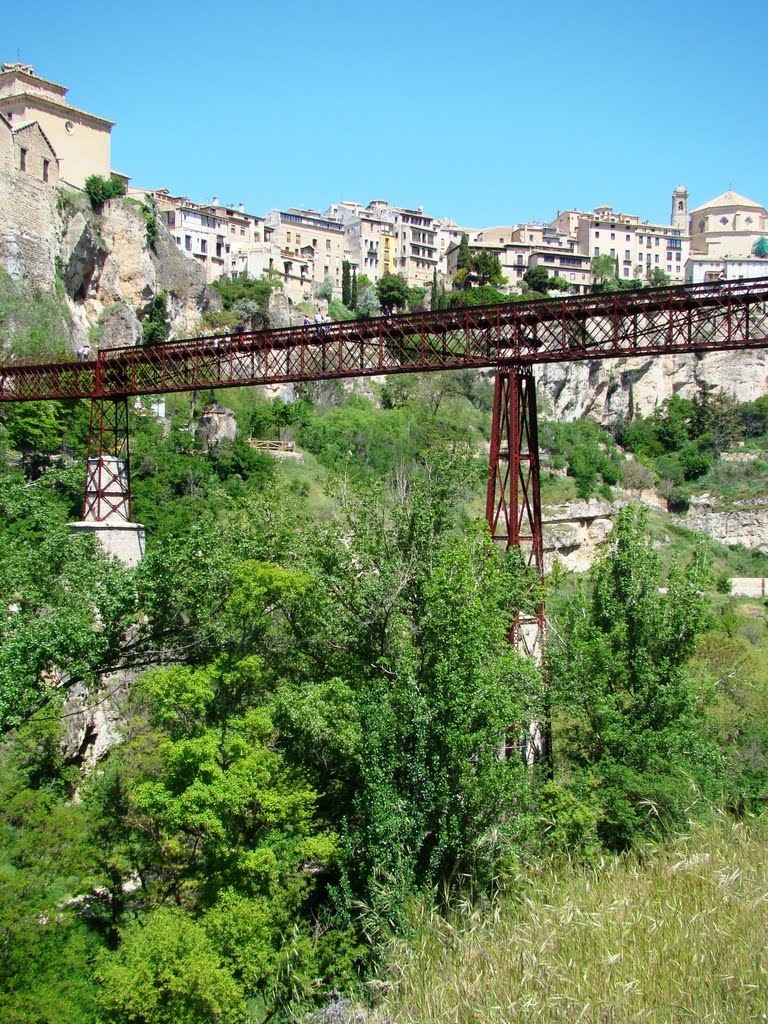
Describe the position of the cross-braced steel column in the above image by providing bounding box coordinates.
[485,366,544,632]
[486,367,549,764]
[82,396,132,522]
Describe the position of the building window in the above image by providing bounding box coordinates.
[626,234,631,241]
[595,231,600,238]
[175,236,181,245]
[667,265,672,273]
[625,250,631,261]
[287,232,292,243]
[42,158,50,182]
[610,232,615,240]
[610,248,616,258]
[624,267,630,277]
[19,147,27,171]
[185,236,192,251]
[594,247,600,256]
[201,239,208,254]
[655,254,659,263]
[655,237,660,246]
[326,240,331,250]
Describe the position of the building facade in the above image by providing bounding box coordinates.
[688,190,768,260]
[0,62,114,188]
[265,208,346,300]
[551,193,690,283]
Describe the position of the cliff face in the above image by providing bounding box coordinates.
[0,186,219,356]
[538,350,768,424]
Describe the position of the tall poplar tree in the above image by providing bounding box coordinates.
[341,260,351,306]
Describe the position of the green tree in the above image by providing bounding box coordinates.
[316,275,334,301]
[691,384,743,453]
[523,266,550,294]
[2,400,66,453]
[342,260,352,306]
[83,174,126,210]
[376,272,409,310]
[473,249,505,287]
[350,267,358,310]
[591,254,618,286]
[647,267,671,287]
[95,910,249,1024]
[456,232,472,274]
[142,291,170,345]
[549,505,717,849]
[356,283,380,318]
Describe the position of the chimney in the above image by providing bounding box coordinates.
[239,203,245,213]
[213,196,219,206]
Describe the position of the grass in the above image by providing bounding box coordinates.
[0,268,71,359]
[376,815,768,1023]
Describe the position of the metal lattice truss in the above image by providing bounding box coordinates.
[1,277,768,403]
[486,368,545,648]
[82,397,131,522]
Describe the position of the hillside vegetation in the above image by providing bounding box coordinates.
[0,373,767,1023]
[379,816,768,1024]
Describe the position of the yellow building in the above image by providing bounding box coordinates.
[0,62,114,188]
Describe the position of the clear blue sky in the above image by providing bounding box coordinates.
[6,0,767,227]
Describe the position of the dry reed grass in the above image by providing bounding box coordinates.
[375,816,768,1023]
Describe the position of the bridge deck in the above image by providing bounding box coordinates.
[2,277,768,402]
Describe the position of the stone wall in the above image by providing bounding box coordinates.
[0,116,59,290]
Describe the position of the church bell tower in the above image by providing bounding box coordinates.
[671,185,689,233]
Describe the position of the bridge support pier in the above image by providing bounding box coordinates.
[70,397,145,566]
[486,367,549,764]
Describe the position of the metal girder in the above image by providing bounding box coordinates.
[1,277,768,402]
[485,367,545,645]
[82,397,131,522]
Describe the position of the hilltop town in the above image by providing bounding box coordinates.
[3,59,768,311]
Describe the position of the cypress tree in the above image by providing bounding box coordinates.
[342,260,351,306]
[350,268,358,310]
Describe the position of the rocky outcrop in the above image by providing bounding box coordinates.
[674,494,768,551]
[61,667,139,773]
[198,402,237,447]
[61,211,107,299]
[96,302,143,349]
[538,350,768,424]
[543,498,622,572]
[0,184,219,356]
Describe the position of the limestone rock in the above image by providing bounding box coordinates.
[198,402,237,447]
[61,211,107,299]
[60,667,138,771]
[538,351,768,424]
[97,303,143,349]
[674,501,768,551]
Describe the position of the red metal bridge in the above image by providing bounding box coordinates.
[2,276,768,640]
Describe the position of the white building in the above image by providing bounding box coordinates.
[551,188,691,283]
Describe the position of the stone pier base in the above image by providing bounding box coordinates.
[69,519,146,567]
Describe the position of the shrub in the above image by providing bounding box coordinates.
[84,174,126,210]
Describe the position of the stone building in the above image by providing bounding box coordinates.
[0,62,115,188]
[0,112,59,288]
[265,208,345,299]
[688,190,768,260]
[445,220,592,294]
[551,191,690,283]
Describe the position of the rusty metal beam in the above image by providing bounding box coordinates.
[1,277,767,403]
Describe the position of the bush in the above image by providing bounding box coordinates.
[680,441,712,480]
[84,174,126,210]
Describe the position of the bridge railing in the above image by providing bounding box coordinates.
[1,276,768,402]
